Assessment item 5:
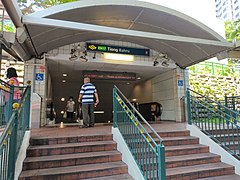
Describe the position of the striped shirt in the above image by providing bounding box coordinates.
[80,82,97,104]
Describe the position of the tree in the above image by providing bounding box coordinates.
[17,0,78,14]
[225,20,240,42]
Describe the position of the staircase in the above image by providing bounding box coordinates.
[19,127,239,180]
[19,133,133,180]
[154,130,239,179]
[206,128,240,159]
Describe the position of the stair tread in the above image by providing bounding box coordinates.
[196,174,240,180]
[86,174,134,180]
[28,140,116,150]
[24,150,121,162]
[162,136,199,141]
[166,162,234,176]
[166,152,220,162]
[20,161,127,177]
[31,134,112,140]
[165,144,208,150]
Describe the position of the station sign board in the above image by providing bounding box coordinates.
[86,43,150,56]
[83,71,136,81]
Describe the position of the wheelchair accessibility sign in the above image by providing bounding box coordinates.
[36,73,44,81]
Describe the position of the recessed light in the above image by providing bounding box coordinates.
[127,82,130,85]
[60,111,64,114]
[104,53,134,61]
[137,77,141,80]
[62,80,66,83]
[61,98,65,101]
[63,74,67,77]
[132,99,137,102]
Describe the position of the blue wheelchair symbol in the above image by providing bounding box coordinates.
[36,73,44,81]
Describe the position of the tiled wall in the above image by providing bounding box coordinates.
[129,79,152,103]
[152,67,187,122]
[24,58,47,127]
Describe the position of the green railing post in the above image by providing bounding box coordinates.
[186,89,192,125]
[8,85,14,120]
[25,86,31,129]
[224,95,228,108]
[113,87,117,128]
[211,62,214,75]
[7,112,18,180]
[221,64,224,75]
[157,144,166,180]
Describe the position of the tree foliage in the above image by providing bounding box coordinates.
[225,20,240,42]
[17,0,78,14]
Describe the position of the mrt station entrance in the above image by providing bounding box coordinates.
[1,0,233,127]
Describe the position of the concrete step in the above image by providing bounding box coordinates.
[141,153,221,170]
[149,130,191,138]
[19,161,128,180]
[166,162,234,179]
[86,174,134,180]
[23,150,122,170]
[161,136,199,146]
[166,153,221,168]
[224,141,239,150]
[30,134,113,145]
[125,136,199,149]
[205,128,238,135]
[213,133,239,142]
[196,174,240,180]
[27,141,117,157]
[165,144,209,156]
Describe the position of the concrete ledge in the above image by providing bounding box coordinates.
[15,130,31,180]
[187,124,240,175]
[112,127,144,180]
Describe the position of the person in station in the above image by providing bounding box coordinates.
[6,67,21,102]
[65,96,75,122]
[78,77,99,128]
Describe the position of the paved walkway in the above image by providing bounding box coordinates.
[30,121,188,138]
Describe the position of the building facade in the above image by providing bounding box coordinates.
[215,0,240,20]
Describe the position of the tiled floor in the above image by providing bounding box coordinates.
[30,121,188,138]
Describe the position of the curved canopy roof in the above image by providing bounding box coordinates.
[3,0,234,68]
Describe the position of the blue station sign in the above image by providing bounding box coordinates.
[86,43,150,56]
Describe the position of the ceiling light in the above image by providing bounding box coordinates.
[153,60,159,66]
[137,77,141,80]
[161,61,169,67]
[132,98,137,102]
[127,82,130,85]
[104,53,134,61]
[61,98,65,101]
[62,80,66,83]
[60,111,64,114]
[93,52,96,59]
[63,74,67,77]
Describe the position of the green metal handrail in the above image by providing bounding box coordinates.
[0,79,13,127]
[113,86,166,180]
[187,88,240,159]
[224,95,240,114]
[0,82,31,180]
[189,61,240,76]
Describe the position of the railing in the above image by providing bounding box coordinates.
[186,89,240,159]
[113,86,166,180]
[0,80,13,127]
[0,81,31,180]
[189,61,240,76]
[224,95,240,114]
